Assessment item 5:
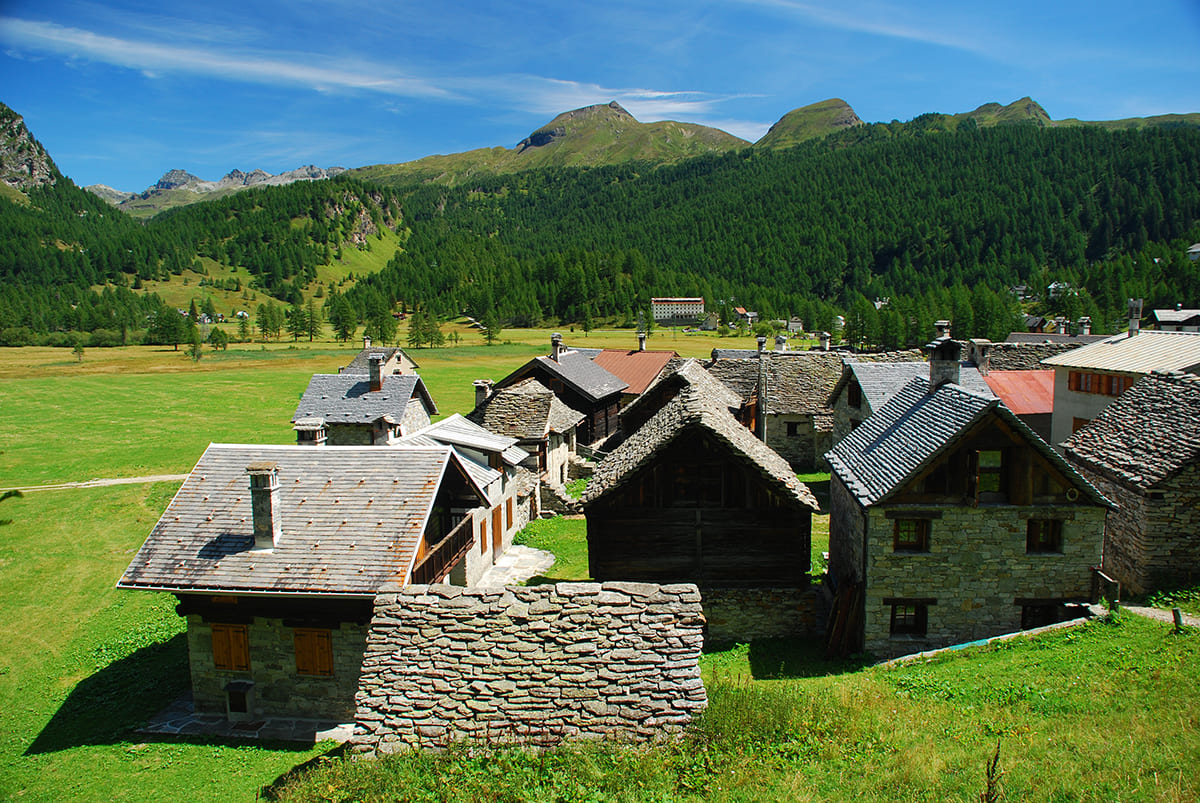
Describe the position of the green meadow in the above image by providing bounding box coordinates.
[0,336,1197,802]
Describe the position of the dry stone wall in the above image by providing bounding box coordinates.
[351,582,707,755]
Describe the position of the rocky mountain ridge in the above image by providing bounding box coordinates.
[87,164,347,205]
[0,102,59,192]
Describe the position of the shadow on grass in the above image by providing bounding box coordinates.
[804,479,830,514]
[26,633,194,755]
[259,742,350,800]
[704,637,872,680]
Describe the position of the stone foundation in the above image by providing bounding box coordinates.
[351,582,707,755]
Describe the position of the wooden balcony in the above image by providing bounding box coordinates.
[410,516,474,585]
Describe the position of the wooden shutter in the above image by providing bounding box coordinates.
[212,623,250,671]
[294,628,333,676]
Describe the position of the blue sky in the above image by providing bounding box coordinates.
[2,0,1198,192]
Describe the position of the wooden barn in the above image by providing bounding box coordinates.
[583,379,820,641]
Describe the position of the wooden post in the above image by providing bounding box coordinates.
[1173,608,1185,633]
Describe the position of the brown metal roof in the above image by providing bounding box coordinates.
[983,370,1055,415]
[591,349,677,395]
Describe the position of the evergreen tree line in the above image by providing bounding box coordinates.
[346,124,1200,341]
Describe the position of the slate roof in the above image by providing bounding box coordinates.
[117,444,485,596]
[1005,332,1108,345]
[585,382,819,511]
[1063,371,1200,489]
[711,348,764,360]
[762,352,847,415]
[1040,331,1200,373]
[1149,308,1200,327]
[469,378,586,440]
[342,346,419,373]
[401,413,528,467]
[506,351,627,402]
[620,359,743,428]
[591,349,677,395]
[828,361,995,410]
[705,358,760,402]
[985,342,1084,371]
[825,378,1109,509]
[292,374,437,425]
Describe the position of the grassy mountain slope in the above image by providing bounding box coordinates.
[755,98,864,149]
[352,102,748,187]
[1055,111,1200,130]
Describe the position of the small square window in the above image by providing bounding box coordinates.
[786,421,801,437]
[893,519,931,552]
[890,603,928,636]
[1026,519,1064,553]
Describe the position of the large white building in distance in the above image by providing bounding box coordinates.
[651,297,705,323]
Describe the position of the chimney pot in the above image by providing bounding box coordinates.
[247,462,281,550]
[934,320,951,339]
[637,332,646,352]
[775,334,788,352]
[925,335,962,391]
[756,336,767,353]
[551,333,563,361]
[818,332,831,351]
[363,335,371,349]
[473,379,494,408]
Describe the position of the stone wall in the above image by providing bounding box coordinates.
[1079,463,1200,594]
[764,413,831,472]
[186,615,368,720]
[700,586,819,644]
[827,474,866,586]
[862,504,1106,658]
[400,398,431,437]
[351,582,707,754]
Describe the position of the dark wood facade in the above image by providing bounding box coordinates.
[586,431,811,586]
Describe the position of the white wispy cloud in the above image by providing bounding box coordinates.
[0,17,454,99]
[735,0,988,55]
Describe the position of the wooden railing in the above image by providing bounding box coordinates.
[410,516,474,585]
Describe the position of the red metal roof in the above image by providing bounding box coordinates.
[592,349,677,395]
[983,370,1055,415]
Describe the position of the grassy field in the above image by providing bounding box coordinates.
[2,340,1197,802]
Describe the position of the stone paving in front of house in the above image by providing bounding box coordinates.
[139,692,354,743]
[474,544,557,586]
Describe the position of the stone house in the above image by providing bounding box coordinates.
[1063,371,1200,594]
[292,354,437,446]
[470,377,586,488]
[584,377,821,643]
[400,413,538,562]
[1041,330,1200,448]
[117,444,490,722]
[618,359,750,443]
[339,337,420,376]
[590,336,678,408]
[824,338,1111,658]
[490,334,626,445]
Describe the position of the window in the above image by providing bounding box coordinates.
[479,518,488,554]
[971,450,1007,502]
[1026,519,1064,553]
[506,498,513,529]
[786,421,801,437]
[211,623,250,671]
[893,519,931,552]
[847,381,862,409]
[1069,371,1136,397]
[294,628,334,677]
[889,603,928,636]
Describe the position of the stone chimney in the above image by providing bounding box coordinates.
[1128,298,1143,337]
[1078,317,1092,336]
[818,332,831,351]
[756,336,767,354]
[969,338,992,376]
[551,332,563,361]
[925,335,962,391]
[247,462,281,550]
[637,332,646,352]
[363,335,371,350]
[775,334,788,352]
[934,320,951,339]
[1054,317,1067,335]
[368,354,384,392]
[473,379,494,408]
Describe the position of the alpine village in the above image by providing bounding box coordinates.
[3,94,1200,801]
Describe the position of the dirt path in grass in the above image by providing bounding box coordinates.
[1,474,188,493]
[1124,605,1200,628]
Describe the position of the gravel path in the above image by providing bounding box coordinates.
[1,474,187,493]
[1123,605,1200,628]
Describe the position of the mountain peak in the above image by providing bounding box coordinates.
[0,102,60,192]
[756,98,864,149]
[517,101,638,152]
